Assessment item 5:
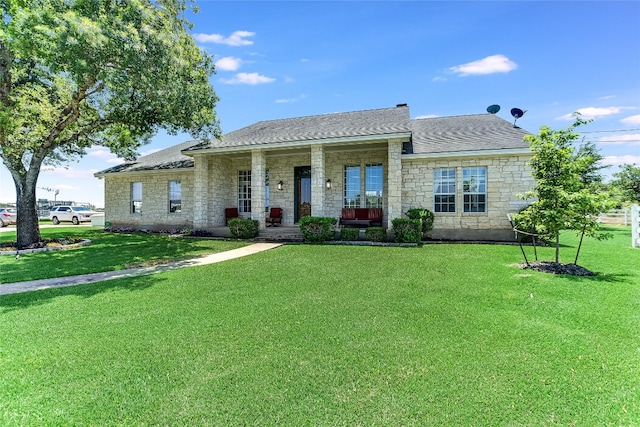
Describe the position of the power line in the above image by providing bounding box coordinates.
[579,128,640,134]
[595,140,640,143]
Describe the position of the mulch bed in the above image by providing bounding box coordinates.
[520,261,595,276]
[0,237,86,252]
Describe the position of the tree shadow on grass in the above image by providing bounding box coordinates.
[0,274,167,313]
[563,271,636,285]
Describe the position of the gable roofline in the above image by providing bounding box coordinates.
[183,105,412,153]
[94,140,200,178]
[94,106,533,177]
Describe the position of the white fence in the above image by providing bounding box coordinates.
[598,208,632,226]
[633,205,639,248]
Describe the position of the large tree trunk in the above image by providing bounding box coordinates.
[14,169,42,249]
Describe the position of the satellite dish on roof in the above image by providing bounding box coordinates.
[510,107,526,127]
[486,104,500,114]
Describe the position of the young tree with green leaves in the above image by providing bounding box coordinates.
[1,0,220,248]
[516,116,613,264]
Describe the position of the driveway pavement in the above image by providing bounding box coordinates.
[0,242,282,296]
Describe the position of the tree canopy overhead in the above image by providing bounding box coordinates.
[611,164,640,204]
[1,0,220,247]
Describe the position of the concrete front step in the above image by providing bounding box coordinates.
[256,226,304,242]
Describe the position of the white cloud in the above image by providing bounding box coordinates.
[621,114,640,125]
[602,155,640,167]
[215,57,242,71]
[41,166,98,179]
[275,94,307,104]
[556,106,634,121]
[193,30,255,46]
[599,95,616,100]
[598,134,640,146]
[87,147,125,164]
[415,114,440,119]
[449,54,517,76]
[87,148,113,159]
[432,76,447,82]
[221,72,275,85]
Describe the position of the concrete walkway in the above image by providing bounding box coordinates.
[0,243,283,296]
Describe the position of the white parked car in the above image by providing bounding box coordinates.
[49,206,99,225]
[0,208,17,227]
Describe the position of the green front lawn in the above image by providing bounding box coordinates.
[0,227,638,425]
[0,228,248,283]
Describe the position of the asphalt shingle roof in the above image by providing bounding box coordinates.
[185,106,412,151]
[410,114,530,155]
[95,140,199,175]
[95,107,531,176]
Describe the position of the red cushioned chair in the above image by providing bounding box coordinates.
[225,207,239,225]
[266,207,283,227]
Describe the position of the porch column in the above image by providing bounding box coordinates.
[311,144,325,217]
[193,154,209,229]
[387,139,403,228]
[251,149,266,229]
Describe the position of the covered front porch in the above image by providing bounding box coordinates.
[188,138,407,231]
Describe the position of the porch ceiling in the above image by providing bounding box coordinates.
[204,140,391,160]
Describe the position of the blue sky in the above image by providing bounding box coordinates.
[1,0,639,207]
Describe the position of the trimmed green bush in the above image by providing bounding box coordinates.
[406,208,434,240]
[228,218,259,239]
[392,218,421,244]
[339,227,360,241]
[364,227,387,242]
[298,217,337,243]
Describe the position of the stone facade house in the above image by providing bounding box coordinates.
[95,105,534,240]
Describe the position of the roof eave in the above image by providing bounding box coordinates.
[182,132,412,156]
[403,147,532,160]
[94,165,194,178]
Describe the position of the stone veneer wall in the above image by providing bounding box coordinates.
[203,149,389,227]
[103,170,194,230]
[251,152,310,226]
[401,154,534,240]
[103,150,533,239]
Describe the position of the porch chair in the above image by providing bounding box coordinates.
[225,207,239,225]
[266,207,283,227]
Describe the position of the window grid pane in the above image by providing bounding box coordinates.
[131,182,142,214]
[169,180,181,213]
[238,170,251,214]
[344,165,361,208]
[365,163,383,208]
[433,169,455,213]
[463,167,487,213]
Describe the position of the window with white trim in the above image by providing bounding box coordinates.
[344,165,361,208]
[131,182,142,214]
[238,170,251,214]
[463,167,487,213]
[365,164,383,208]
[169,180,181,213]
[434,168,456,213]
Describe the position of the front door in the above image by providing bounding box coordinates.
[294,166,311,223]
